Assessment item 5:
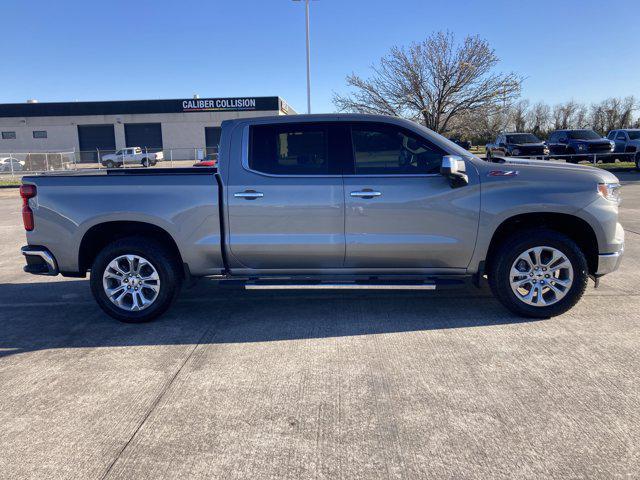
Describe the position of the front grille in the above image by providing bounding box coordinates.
[518,146,545,155]
[588,143,612,153]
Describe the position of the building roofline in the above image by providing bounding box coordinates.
[0,96,289,118]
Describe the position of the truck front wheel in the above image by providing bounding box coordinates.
[488,230,588,318]
[90,237,182,323]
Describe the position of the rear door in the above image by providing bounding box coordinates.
[343,122,480,270]
[226,122,348,270]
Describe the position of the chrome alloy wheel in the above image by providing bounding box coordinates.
[509,246,574,307]
[102,255,161,311]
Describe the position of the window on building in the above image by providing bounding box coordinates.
[351,124,444,175]
[1,131,16,140]
[249,124,329,175]
[33,130,47,139]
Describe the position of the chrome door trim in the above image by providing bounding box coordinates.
[343,173,441,178]
[240,124,448,179]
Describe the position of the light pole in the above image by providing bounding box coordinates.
[294,0,313,114]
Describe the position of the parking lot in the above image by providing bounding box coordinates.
[0,172,639,479]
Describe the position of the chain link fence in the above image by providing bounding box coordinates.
[0,147,218,180]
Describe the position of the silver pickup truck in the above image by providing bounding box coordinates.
[20,114,624,322]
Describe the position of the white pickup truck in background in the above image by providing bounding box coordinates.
[100,147,164,168]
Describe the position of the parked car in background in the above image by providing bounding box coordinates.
[0,157,25,172]
[448,138,472,150]
[547,130,615,163]
[20,114,623,323]
[23,153,72,172]
[100,147,164,168]
[485,133,548,161]
[607,129,640,167]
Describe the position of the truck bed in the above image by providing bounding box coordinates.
[22,167,224,276]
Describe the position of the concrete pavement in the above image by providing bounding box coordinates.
[0,172,638,479]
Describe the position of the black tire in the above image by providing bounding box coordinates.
[564,148,578,164]
[141,158,150,167]
[105,160,115,168]
[90,236,182,323]
[635,152,640,171]
[488,229,589,318]
[486,150,492,161]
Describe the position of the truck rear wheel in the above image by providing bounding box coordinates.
[90,237,182,323]
[488,230,588,318]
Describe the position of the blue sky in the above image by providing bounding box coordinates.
[3,0,639,113]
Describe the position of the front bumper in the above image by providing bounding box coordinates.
[21,246,59,276]
[596,248,623,275]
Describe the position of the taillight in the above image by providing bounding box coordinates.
[20,184,36,231]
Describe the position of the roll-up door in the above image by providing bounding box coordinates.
[77,124,116,162]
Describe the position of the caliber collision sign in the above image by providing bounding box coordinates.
[182,98,258,112]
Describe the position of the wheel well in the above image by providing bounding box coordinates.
[485,213,599,275]
[78,221,183,274]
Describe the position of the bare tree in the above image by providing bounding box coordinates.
[527,102,551,136]
[589,97,637,133]
[552,101,583,130]
[509,100,529,132]
[573,104,590,129]
[333,31,522,134]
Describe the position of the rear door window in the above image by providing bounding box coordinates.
[249,124,331,175]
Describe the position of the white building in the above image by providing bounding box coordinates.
[0,96,294,161]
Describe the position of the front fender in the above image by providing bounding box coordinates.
[467,163,604,273]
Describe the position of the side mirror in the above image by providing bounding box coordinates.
[441,155,468,188]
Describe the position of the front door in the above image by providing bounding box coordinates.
[614,131,628,154]
[343,122,480,270]
[226,122,347,270]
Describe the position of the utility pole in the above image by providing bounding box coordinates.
[294,0,313,113]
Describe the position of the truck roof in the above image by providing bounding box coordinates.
[219,113,474,158]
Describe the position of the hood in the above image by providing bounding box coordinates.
[513,142,546,147]
[571,138,610,144]
[488,157,619,183]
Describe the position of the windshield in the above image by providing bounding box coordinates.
[628,131,640,140]
[506,134,540,144]
[567,130,602,140]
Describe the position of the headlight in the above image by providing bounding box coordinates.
[598,182,621,203]
[512,148,521,156]
[577,144,586,151]
[609,141,615,151]
[543,147,549,154]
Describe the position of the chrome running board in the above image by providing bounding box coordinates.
[245,283,436,291]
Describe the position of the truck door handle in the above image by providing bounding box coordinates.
[350,190,382,198]
[234,190,264,200]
